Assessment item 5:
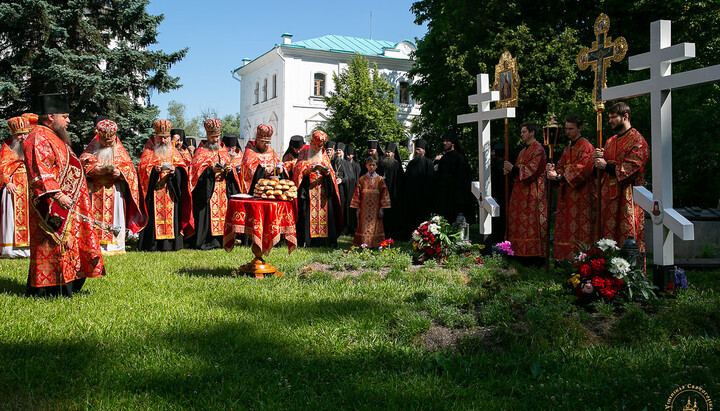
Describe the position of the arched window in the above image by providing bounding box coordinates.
[263,78,268,101]
[399,81,410,105]
[313,73,325,96]
[254,82,259,104]
[272,74,277,98]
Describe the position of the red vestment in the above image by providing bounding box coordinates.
[23,126,105,287]
[293,147,342,238]
[179,147,192,164]
[552,137,595,260]
[189,142,241,237]
[507,140,548,257]
[350,173,390,247]
[239,146,281,194]
[0,139,30,248]
[137,145,194,240]
[599,128,649,251]
[80,136,147,246]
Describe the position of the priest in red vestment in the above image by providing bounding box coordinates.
[23,94,105,296]
[292,130,343,247]
[593,102,650,252]
[187,119,241,250]
[351,156,391,247]
[546,114,595,260]
[80,119,146,255]
[504,121,548,260]
[0,116,33,258]
[239,124,285,194]
[137,119,194,251]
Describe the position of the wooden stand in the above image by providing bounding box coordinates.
[235,243,284,279]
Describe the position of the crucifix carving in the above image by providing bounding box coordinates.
[457,73,516,235]
[603,19,720,267]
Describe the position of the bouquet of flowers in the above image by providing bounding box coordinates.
[412,216,460,262]
[379,238,394,250]
[493,241,515,256]
[565,238,656,303]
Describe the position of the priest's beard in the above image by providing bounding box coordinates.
[9,138,24,158]
[96,145,115,165]
[307,146,325,163]
[154,142,172,159]
[206,141,220,151]
[51,120,71,145]
[412,152,421,160]
[381,156,394,169]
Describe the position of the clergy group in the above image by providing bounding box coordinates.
[1,93,649,296]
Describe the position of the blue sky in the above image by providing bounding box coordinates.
[146,0,428,120]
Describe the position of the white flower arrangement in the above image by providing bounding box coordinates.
[596,238,619,252]
[428,224,440,235]
[609,257,631,278]
[431,216,442,223]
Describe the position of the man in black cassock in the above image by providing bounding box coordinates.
[381,141,404,240]
[361,139,383,176]
[332,142,352,236]
[402,138,435,238]
[433,130,475,225]
[343,144,361,234]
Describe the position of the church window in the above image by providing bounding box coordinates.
[272,74,277,98]
[313,73,325,96]
[254,82,259,104]
[263,78,268,101]
[399,81,410,104]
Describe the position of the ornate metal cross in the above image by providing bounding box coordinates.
[578,13,628,107]
[603,19,720,267]
[457,73,515,236]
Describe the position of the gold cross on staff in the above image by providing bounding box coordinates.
[577,13,628,107]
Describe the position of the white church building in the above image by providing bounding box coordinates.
[231,33,421,154]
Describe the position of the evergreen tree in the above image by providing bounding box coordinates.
[0,0,187,158]
[323,54,407,159]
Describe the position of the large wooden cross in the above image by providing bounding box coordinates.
[603,19,720,266]
[457,73,516,235]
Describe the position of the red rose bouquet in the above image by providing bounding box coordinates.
[565,238,656,303]
[411,215,460,262]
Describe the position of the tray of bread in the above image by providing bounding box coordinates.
[253,178,297,201]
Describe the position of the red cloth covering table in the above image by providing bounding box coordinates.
[223,197,297,277]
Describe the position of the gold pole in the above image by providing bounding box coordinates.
[594,104,604,241]
[504,118,510,240]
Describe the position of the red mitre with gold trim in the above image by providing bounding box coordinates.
[153,119,172,137]
[203,118,222,137]
[256,124,273,142]
[7,116,31,136]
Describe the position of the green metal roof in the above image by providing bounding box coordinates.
[283,35,413,58]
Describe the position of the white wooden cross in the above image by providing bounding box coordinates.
[603,19,720,266]
[457,73,516,235]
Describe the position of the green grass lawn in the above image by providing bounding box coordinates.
[1,237,719,409]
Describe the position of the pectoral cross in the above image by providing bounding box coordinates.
[457,73,516,236]
[577,13,628,107]
[603,19,720,269]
